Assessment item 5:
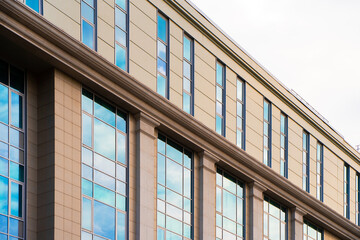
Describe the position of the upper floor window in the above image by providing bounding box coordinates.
[216,169,245,240]
[183,34,194,115]
[115,0,129,71]
[356,172,359,226]
[81,89,128,240]
[236,78,245,150]
[263,197,287,240]
[302,131,310,192]
[157,13,169,98]
[215,62,225,136]
[280,113,288,178]
[81,0,97,50]
[0,61,25,240]
[157,134,193,240]
[20,0,42,13]
[316,142,324,201]
[303,220,323,240]
[343,163,350,219]
[263,99,271,167]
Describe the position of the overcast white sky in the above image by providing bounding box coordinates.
[190,0,360,149]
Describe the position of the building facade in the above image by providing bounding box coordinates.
[0,0,359,239]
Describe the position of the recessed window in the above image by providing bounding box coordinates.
[302,131,310,192]
[81,89,128,240]
[216,62,225,136]
[115,0,128,71]
[157,14,169,98]
[303,220,323,240]
[0,60,25,240]
[157,134,193,240]
[183,34,194,115]
[263,197,287,240]
[263,99,271,167]
[344,163,350,219]
[280,113,288,178]
[316,143,324,201]
[81,0,96,50]
[236,78,245,150]
[19,0,42,13]
[216,169,245,239]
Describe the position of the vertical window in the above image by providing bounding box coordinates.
[115,0,128,71]
[183,34,194,115]
[263,197,287,240]
[236,78,245,150]
[316,143,324,201]
[215,62,225,136]
[302,131,310,192]
[81,0,96,50]
[280,113,288,178]
[157,13,169,98]
[356,173,359,226]
[263,99,271,167]
[343,163,350,219]
[157,135,192,240]
[81,89,128,240]
[0,61,25,240]
[19,0,42,13]
[215,169,245,240]
[303,220,323,240]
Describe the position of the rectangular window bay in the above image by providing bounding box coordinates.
[81,0,96,50]
[263,99,271,167]
[157,14,169,98]
[115,0,129,71]
[215,62,225,136]
[183,34,194,115]
[263,196,287,240]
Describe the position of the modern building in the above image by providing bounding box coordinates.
[0,0,359,239]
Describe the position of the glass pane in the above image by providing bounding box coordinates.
[216,63,224,86]
[0,84,8,124]
[157,184,165,200]
[117,212,126,240]
[9,66,24,94]
[0,123,8,143]
[93,201,116,240]
[269,215,280,239]
[237,101,243,117]
[264,101,269,121]
[82,113,92,147]
[237,80,243,100]
[166,189,182,208]
[0,142,8,159]
[223,173,236,194]
[84,0,94,7]
[116,111,127,133]
[0,61,7,85]
[166,216,182,235]
[0,176,8,214]
[216,102,223,115]
[94,153,115,177]
[216,86,223,103]
[94,97,115,127]
[157,74,166,97]
[166,203,182,221]
[94,119,115,161]
[82,231,92,240]
[10,182,22,217]
[10,128,24,149]
[184,150,191,169]
[157,154,165,185]
[0,214,7,233]
[158,58,167,76]
[116,44,127,71]
[10,162,24,182]
[9,218,23,237]
[0,157,8,177]
[184,168,191,198]
[82,147,93,166]
[237,197,243,224]
[116,180,126,195]
[223,217,236,234]
[158,41,167,61]
[183,36,191,61]
[115,8,127,31]
[223,190,236,220]
[183,78,191,93]
[10,92,22,129]
[117,132,126,164]
[116,194,126,211]
[166,139,182,164]
[82,197,92,230]
[10,147,24,164]
[116,0,126,10]
[115,27,127,47]
[82,89,93,114]
[166,159,182,194]
[82,20,94,49]
[94,170,115,190]
[81,1,94,24]
[157,15,167,43]
[116,164,126,182]
[216,115,222,135]
[183,61,191,79]
[82,164,93,180]
[94,184,115,207]
[82,178,93,197]
[183,93,191,114]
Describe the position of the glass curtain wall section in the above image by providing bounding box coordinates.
[19,0,42,13]
[303,220,323,240]
[236,78,245,150]
[157,14,169,98]
[263,99,271,167]
[302,131,310,192]
[0,61,25,240]
[280,113,288,178]
[81,0,96,50]
[343,163,350,219]
[356,173,359,226]
[115,0,128,71]
[215,169,245,240]
[182,34,194,115]
[157,134,193,240]
[81,89,128,240]
[316,143,324,201]
[215,62,225,136]
[263,197,287,240]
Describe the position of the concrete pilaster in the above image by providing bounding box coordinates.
[291,207,305,240]
[249,181,266,240]
[199,151,218,240]
[135,112,159,240]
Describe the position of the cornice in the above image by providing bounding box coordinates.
[0,1,359,238]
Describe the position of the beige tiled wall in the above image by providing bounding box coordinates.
[97,0,115,63]
[271,105,281,174]
[350,167,356,222]
[287,118,303,189]
[225,67,237,145]
[324,230,341,240]
[309,135,317,198]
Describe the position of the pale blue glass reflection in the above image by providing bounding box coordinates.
[183,169,191,198]
[216,115,222,135]
[223,174,236,194]
[158,59,167,76]
[157,74,166,97]
[216,63,223,86]
[0,123,8,143]
[82,197,92,230]
[183,198,191,212]
[116,44,127,71]
[10,182,22,217]
[116,181,126,195]
[116,112,127,133]
[183,223,191,238]
[183,93,190,114]
[116,165,126,182]
[10,128,23,149]
[157,228,165,240]
[157,15,167,43]
[115,27,127,47]
[223,217,236,234]
[158,41,167,61]
[82,89,93,114]
[94,184,115,207]
[216,86,222,102]
[264,101,269,121]
[82,113,92,147]
[166,231,181,240]
[82,147,93,166]
[0,85,8,124]
[269,215,280,239]
[94,153,115,176]
[117,212,126,240]
[84,0,94,7]
[166,140,182,164]
[0,142,8,159]
[94,119,115,161]
[116,194,126,211]
[223,190,236,220]
[0,157,8,177]
[166,216,182,235]
[0,234,6,240]
[94,97,115,127]
[117,132,126,164]
[0,176,8,214]
[94,170,115,190]
[166,189,182,208]
[10,92,22,129]
[9,162,24,182]
[183,78,190,93]
[216,187,221,212]
[81,1,94,24]
[158,136,166,154]
[183,37,191,61]
[82,179,93,197]
[0,214,7,233]
[183,151,191,169]
[115,8,126,30]
[10,147,24,164]
[157,154,165,185]
[116,0,126,10]
[82,20,94,49]
[26,0,40,13]
[82,164,93,180]
[93,201,115,240]
[9,218,23,237]
[157,185,165,200]
[183,62,190,79]
[237,80,243,100]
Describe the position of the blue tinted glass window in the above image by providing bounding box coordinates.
[304,220,323,240]
[81,1,94,24]
[215,62,225,136]
[280,113,287,178]
[9,218,23,238]
[157,74,166,97]
[183,35,193,115]
[82,20,95,50]
[0,85,9,124]
[263,100,271,167]
[10,182,22,217]
[115,27,127,47]
[0,176,8,215]
[10,93,22,129]
[236,79,245,150]
[25,0,40,13]
[302,131,309,192]
[115,44,127,71]
[82,197,92,230]
[115,8,126,31]
[94,201,115,240]
[316,143,323,201]
[157,15,167,43]
[157,14,168,98]
[115,0,128,72]
[115,0,126,10]
[264,197,286,239]
[94,119,115,161]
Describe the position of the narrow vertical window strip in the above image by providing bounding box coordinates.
[215,62,225,136]
[156,134,193,240]
[81,0,97,50]
[344,163,350,219]
[263,196,287,239]
[356,173,359,226]
[0,61,26,240]
[316,143,324,201]
[263,99,271,167]
[302,131,310,192]
[81,88,128,240]
[157,13,169,98]
[19,0,42,14]
[115,0,129,71]
[280,113,287,178]
[182,34,194,115]
[236,78,245,150]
